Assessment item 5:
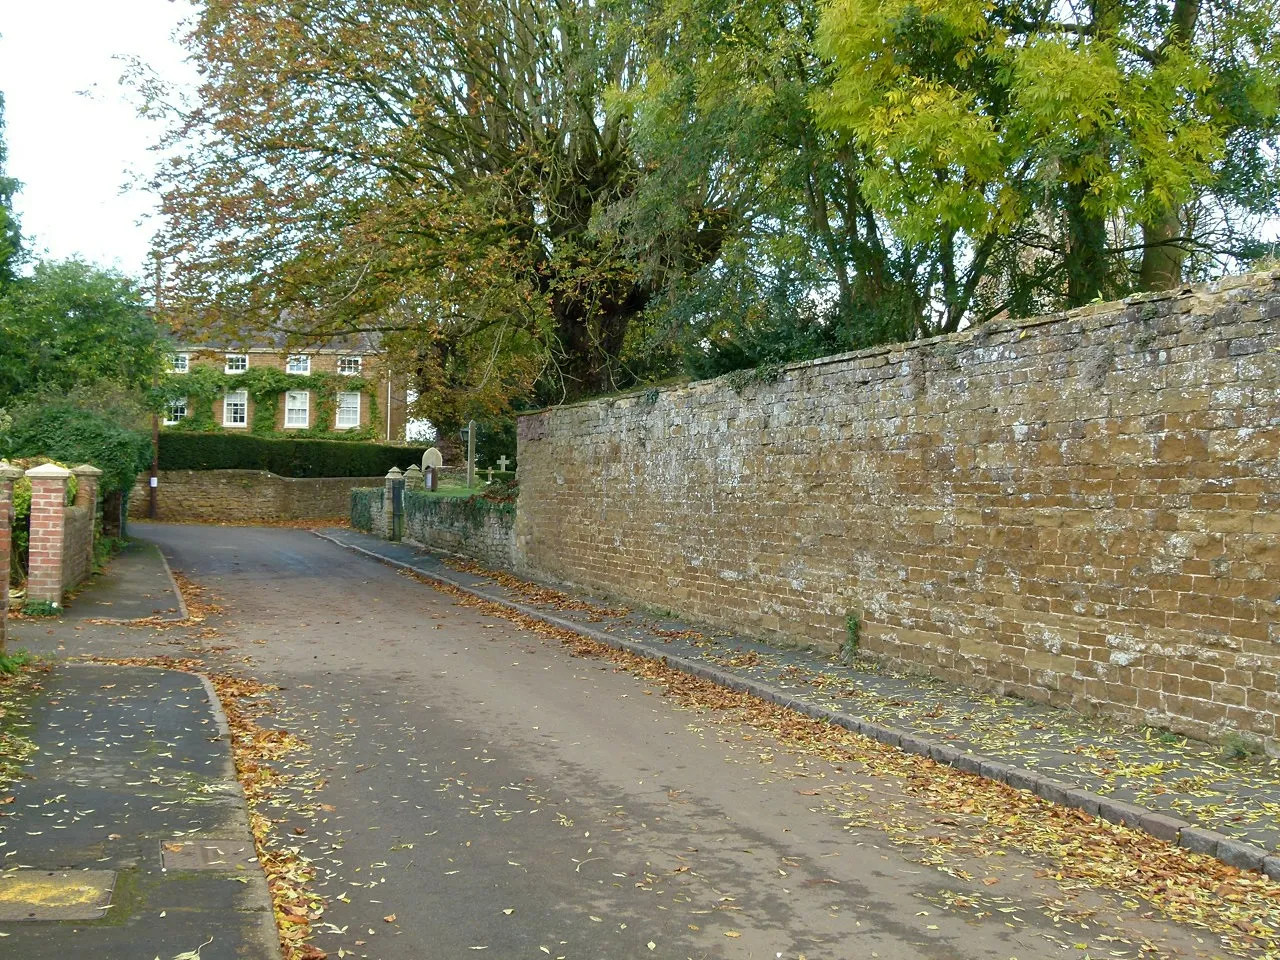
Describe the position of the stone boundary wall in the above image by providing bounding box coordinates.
[129,470,386,522]
[403,492,515,570]
[515,274,1280,751]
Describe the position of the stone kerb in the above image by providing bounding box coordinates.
[25,463,72,607]
[0,462,22,645]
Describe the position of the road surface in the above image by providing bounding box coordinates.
[128,525,1227,960]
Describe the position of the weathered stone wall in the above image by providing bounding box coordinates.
[404,492,515,569]
[129,470,386,523]
[515,274,1280,751]
[61,504,93,591]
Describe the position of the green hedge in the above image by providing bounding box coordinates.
[350,488,382,533]
[159,431,430,478]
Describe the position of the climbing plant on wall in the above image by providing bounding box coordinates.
[153,367,380,440]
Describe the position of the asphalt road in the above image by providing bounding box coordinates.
[116,525,1225,960]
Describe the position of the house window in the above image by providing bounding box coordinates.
[163,397,187,425]
[171,353,189,374]
[335,391,361,429]
[225,353,248,373]
[286,355,310,375]
[284,390,309,428]
[223,390,248,427]
[337,356,362,376]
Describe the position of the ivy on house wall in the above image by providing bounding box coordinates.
[154,366,382,441]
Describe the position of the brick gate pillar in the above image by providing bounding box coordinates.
[26,463,71,608]
[0,462,21,649]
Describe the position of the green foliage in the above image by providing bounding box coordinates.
[1221,731,1264,760]
[21,601,60,618]
[841,612,861,664]
[158,431,429,478]
[0,260,163,405]
[0,92,23,292]
[404,487,515,533]
[816,0,1280,305]
[0,649,33,674]
[4,404,151,495]
[350,487,381,533]
[724,363,785,394]
[154,365,380,439]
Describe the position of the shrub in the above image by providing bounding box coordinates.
[159,431,430,478]
[4,403,150,494]
[351,488,381,532]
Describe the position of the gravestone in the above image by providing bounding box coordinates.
[496,455,511,472]
[486,466,494,484]
[404,464,424,491]
[424,466,438,492]
[422,447,444,471]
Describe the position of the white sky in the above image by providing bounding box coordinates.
[0,1,199,282]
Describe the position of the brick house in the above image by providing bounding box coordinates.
[163,337,411,442]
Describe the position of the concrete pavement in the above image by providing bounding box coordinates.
[0,663,277,959]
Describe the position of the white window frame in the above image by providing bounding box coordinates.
[171,353,189,374]
[335,391,361,429]
[337,356,363,376]
[224,353,249,374]
[223,389,248,428]
[284,390,310,429]
[163,397,188,426]
[286,355,311,375]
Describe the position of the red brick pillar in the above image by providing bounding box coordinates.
[72,464,103,573]
[0,462,21,649]
[26,463,71,608]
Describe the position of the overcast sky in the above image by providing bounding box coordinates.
[0,1,198,281]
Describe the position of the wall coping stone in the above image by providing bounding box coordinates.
[0,462,22,481]
[26,463,72,478]
[71,465,104,477]
[515,269,1280,418]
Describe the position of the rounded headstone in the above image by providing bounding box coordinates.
[422,447,444,470]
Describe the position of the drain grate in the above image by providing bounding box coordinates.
[0,870,116,921]
[160,839,255,871]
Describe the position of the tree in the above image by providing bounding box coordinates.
[150,0,730,431]
[0,91,23,291]
[616,0,956,380]
[0,260,163,405]
[816,0,1280,311]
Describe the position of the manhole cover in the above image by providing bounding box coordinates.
[0,870,116,920]
[160,839,255,871]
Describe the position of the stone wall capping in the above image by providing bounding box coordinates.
[26,463,73,478]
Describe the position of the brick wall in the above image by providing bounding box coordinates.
[403,492,515,569]
[515,273,1280,751]
[129,470,386,523]
[62,505,92,589]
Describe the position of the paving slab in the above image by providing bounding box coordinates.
[317,526,1280,864]
[63,539,187,622]
[0,664,277,960]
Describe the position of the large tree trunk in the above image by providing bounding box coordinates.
[1064,181,1109,306]
[1138,206,1187,291]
